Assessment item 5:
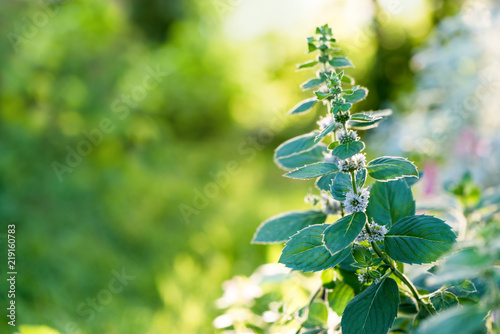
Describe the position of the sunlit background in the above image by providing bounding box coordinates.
[0,0,498,333]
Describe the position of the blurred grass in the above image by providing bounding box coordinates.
[0,0,442,333]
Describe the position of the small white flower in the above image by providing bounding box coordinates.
[357,268,380,285]
[355,229,368,242]
[344,188,369,214]
[337,129,359,144]
[367,222,388,242]
[337,153,366,173]
[321,193,341,215]
[355,221,388,243]
[357,268,370,284]
[317,116,334,131]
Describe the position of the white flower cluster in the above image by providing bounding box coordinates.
[321,193,341,215]
[344,188,369,214]
[337,129,359,144]
[355,221,388,243]
[316,116,333,131]
[337,153,366,173]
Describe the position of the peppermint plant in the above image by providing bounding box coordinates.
[252,25,457,334]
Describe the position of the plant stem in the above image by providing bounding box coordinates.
[295,286,323,334]
[368,236,435,315]
[349,171,357,195]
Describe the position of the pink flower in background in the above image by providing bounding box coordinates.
[423,161,438,195]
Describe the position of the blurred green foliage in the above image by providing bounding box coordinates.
[0,0,454,333]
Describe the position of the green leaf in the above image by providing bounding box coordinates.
[367,109,392,117]
[427,247,492,285]
[366,156,418,181]
[331,170,366,201]
[297,60,319,70]
[277,145,327,170]
[366,179,415,228]
[288,98,318,115]
[344,88,368,104]
[275,131,319,159]
[356,169,367,188]
[275,131,322,170]
[415,305,488,334]
[328,281,355,315]
[303,302,328,328]
[331,172,352,201]
[341,74,355,85]
[315,91,331,100]
[341,278,400,334]
[285,162,339,179]
[323,213,366,255]
[445,280,477,298]
[315,172,337,192]
[403,171,423,187]
[329,56,353,68]
[279,224,351,272]
[328,141,339,150]
[301,77,325,90]
[430,291,458,312]
[348,119,384,130]
[332,141,365,159]
[352,245,372,265]
[314,122,336,143]
[348,109,392,130]
[321,268,336,288]
[338,250,358,272]
[350,113,382,122]
[252,210,327,244]
[384,215,456,264]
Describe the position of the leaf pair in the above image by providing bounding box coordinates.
[278,213,366,272]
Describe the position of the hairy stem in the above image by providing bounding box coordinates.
[349,171,357,195]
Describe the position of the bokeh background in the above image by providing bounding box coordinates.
[0,0,498,333]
